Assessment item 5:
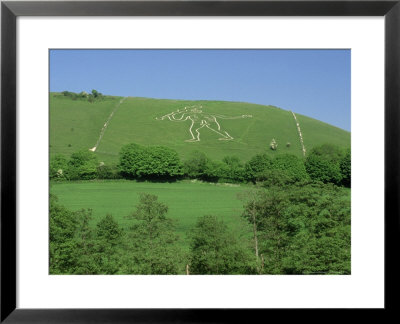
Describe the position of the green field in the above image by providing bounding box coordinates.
[50,180,251,248]
[50,95,350,164]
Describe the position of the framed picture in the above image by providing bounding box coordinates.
[1,0,399,321]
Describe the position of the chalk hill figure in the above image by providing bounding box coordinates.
[156,106,252,142]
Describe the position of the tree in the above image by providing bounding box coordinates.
[97,163,121,179]
[257,169,295,187]
[50,193,128,274]
[309,144,344,162]
[241,182,351,274]
[50,196,99,274]
[146,146,183,179]
[244,153,271,182]
[183,150,210,179]
[49,194,80,274]
[90,89,103,100]
[78,91,88,98]
[305,154,342,184]
[49,154,68,180]
[238,190,266,273]
[124,193,184,274]
[92,214,125,274]
[119,144,183,180]
[73,208,98,274]
[305,144,344,185]
[279,183,351,274]
[220,155,246,183]
[66,150,98,180]
[340,148,351,187]
[270,154,309,182]
[188,215,256,274]
[201,159,223,182]
[119,143,146,178]
[242,187,291,274]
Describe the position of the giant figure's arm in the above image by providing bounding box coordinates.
[168,113,189,121]
[213,114,252,119]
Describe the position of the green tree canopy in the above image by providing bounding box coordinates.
[92,214,125,274]
[49,154,68,180]
[183,150,210,179]
[244,153,271,182]
[340,148,351,187]
[270,154,309,182]
[305,144,345,185]
[66,150,98,180]
[124,193,184,274]
[188,215,256,274]
[242,182,350,274]
[119,143,183,180]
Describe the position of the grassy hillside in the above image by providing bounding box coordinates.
[50,94,122,157]
[50,94,350,163]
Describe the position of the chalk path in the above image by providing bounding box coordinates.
[291,111,306,156]
[89,97,127,152]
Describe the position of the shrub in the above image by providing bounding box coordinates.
[270,154,309,182]
[340,148,351,187]
[119,143,183,180]
[309,144,344,163]
[49,194,80,273]
[244,153,271,182]
[202,155,247,183]
[257,169,296,187]
[66,150,98,180]
[305,154,342,184]
[305,144,345,185]
[49,154,68,180]
[270,138,278,150]
[203,160,227,182]
[124,193,184,274]
[183,151,210,179]
[220,156,246,183]
[119,143,146,178]
[241,182,351,274]
[97,163,122,179]
[188,215,256,274]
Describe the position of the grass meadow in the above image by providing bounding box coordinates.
[50,180,251,249]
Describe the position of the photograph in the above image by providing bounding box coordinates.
[3,0,398,319]
[49,49,351,275]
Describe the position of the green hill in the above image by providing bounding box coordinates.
[50,94,350,164]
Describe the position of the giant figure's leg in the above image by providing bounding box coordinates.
[185,122,205,142]
[206,122,233,140]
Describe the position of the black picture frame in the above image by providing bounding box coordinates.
[1,0,399,322]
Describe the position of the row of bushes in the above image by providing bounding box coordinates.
[118,142,350,187]
[50,143,351,187]
[50,150,121,181]
[56,89,108,103]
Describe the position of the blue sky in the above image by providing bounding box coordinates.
[50,49,350,131]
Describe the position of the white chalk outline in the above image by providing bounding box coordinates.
[291,111,306,156]
[156,106,252,142]
[89,97,127,152]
